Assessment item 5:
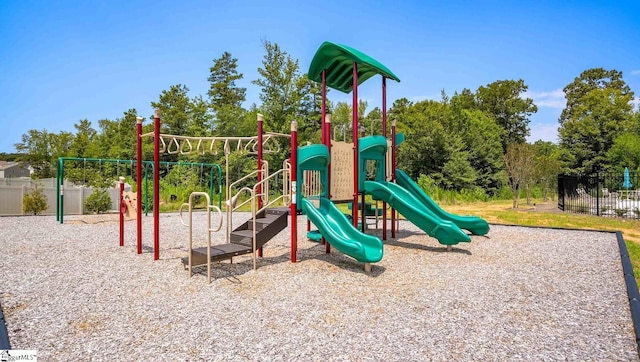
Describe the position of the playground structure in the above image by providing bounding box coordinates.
[117,41,489,280]
[55,157,222,224]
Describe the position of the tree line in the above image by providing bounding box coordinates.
[7,41,640,207]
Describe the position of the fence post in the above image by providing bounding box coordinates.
[21,185,26,215]
[80,186,85,215]
[596,173,600,216]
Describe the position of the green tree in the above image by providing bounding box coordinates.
[208,51,247,137]
[607,133,640,172]
[533,140,564,201]
[69,119,99,158]
[559,88,634,174]
[252,40,307,133]
[296,75,326,144]
[363,106,382,136]
[331,101,352,142]
[455,108,505,195]
[151,84,192,135]
[189,95,213,137]
[503,142,536,208]
[559,68,633,127]
[15,129,73,178]
[476,79,538,151]
[97,109,142,160]
[208,51,246,111]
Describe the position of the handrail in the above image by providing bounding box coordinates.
[228,169,264,193]
[252,167,290,215]
[224,161,292,270]
[179,192,223,284]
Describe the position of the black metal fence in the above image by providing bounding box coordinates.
[558,171,639,219]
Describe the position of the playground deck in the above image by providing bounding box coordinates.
[0,213,637,360]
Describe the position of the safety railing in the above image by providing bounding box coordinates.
[226,161,292,270]
[179,192,223,284]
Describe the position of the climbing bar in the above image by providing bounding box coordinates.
[139,133,290,155]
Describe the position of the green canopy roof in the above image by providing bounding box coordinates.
[308,41,400,93]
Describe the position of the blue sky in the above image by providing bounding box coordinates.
[1,0,639,153]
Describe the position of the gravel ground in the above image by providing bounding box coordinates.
[0,213,637,361]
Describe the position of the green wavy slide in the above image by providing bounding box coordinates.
[302,197,383,263]
[395,169,490,235]
[364,180,471,245]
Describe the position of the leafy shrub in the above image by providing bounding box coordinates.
[614,208,628,217]
[23,185,48,215]
[85,188,112,214]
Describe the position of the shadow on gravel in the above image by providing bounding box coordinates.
[188,250,293,283]
[383,238,473,255]
[306,245,387,277]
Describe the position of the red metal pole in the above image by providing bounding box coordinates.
[325,114,331,254]
[352,62,359,228]
[361,122,366,232]
[391,119,397,238]
[136,117,143,254]
[153,110,161,260]
[290,121,298,263]
[321,70,327,145]
[119,177,125,247]
[382,77,387,240]
[257,114,264,258]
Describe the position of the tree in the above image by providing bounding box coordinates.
[559,88,634,174]
[208,51,246,112]
[15,129,73,179]
[559,68,633,127]
[189,95,213,137]
[533,141,564,202]
[363,107,382,136]
[332,101,352,141]
[208,52,247,137]
[97,109,142,160]
[151,84,192,135]
[69,119,99,158]
[558,68,636,174]
[296,75,327,144]
[455,109,505,195]
[607,133,640,172]
[503,143,535,208]
[252,40,307,133]
[476,79,538,151]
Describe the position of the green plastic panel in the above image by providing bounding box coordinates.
[364,180,471,245]
[396,169,489,235]
[308,41,400,93]
[302,197,383,263]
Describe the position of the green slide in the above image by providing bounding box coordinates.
[301,197,383,263]
[364,181,471,245]
[395,169,490,235]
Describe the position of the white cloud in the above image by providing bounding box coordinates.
[631,70,640,76]
[523,89,566,109]
[632,97,640,109]
[527,122,559,144]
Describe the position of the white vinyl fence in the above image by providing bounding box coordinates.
[0,178,130,216]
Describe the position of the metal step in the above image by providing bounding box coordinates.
[182,244,252,267]
[230,208,289,249]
